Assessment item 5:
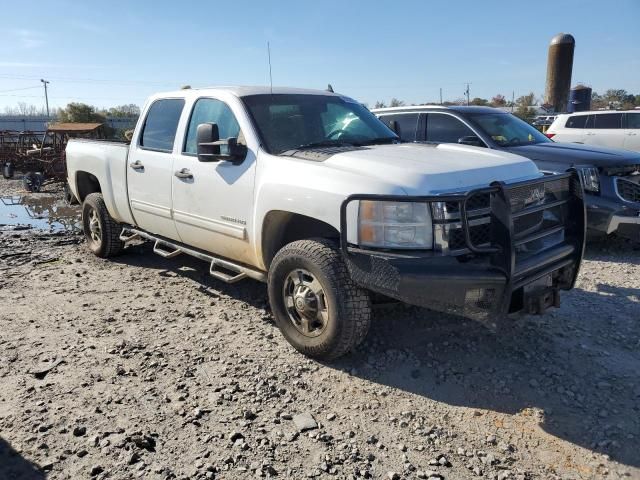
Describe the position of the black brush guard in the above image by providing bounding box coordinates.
[339,172,586,320]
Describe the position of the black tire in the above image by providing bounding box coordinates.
[23,172,43,192]
[82,193,124,258]
[268,238,371,360]
[2,162,14,179]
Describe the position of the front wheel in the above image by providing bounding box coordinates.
[268,238,371,360]
[82,193,124,258]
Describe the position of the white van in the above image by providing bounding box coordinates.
[546,111,640,151]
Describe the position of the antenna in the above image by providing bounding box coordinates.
[267,42,273,94]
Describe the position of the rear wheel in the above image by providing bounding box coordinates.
[82,193,124,258]
[268,238,371,360]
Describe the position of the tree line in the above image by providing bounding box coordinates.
[373,89,640,122]
[1,102,140,120]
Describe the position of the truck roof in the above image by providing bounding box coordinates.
[154,86,342,99]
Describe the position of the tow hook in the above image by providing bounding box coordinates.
[524,287,560,315]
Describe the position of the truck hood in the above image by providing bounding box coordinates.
[322,143,540,195]
[505,141,640,168]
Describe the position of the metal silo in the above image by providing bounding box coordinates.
[568,85,592,113]
[544,33,575,113]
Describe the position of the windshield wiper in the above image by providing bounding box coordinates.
[353,137,398,146]
[293,140,354,150]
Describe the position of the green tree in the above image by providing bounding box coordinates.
[374,101,387,109]
[490,94,507,107]
[513,92,536,122]
[106,104,140,118]
[389,98,405,107]
[470,97,489,106]
[58,103,107,123]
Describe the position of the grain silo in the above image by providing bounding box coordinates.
[543,33,575,112]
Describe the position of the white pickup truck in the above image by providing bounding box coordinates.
[66,86,586,359]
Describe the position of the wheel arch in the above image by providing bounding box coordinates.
[74,171,102,202]
[261,210,340,270]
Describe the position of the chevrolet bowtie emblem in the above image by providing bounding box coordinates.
[524,186,545,206]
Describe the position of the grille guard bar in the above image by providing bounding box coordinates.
[339,171,587,314]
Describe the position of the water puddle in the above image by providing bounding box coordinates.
[0,195,81,233]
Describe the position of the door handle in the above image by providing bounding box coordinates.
[174,168,193,179]
[129,160,144,170]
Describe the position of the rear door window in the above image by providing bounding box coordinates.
[426,113,475,143]
[593,113,623,129]
[378,113,419,141]
[626,113,640,129]
[140,99,185,152]
[565,115,588,128]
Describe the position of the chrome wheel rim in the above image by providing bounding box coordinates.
[282,269,329,338]
[87,208,102,244]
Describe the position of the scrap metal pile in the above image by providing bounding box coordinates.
[1,123,104,191]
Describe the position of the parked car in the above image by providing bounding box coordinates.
[533,115,557,127]
[546,110,640,151]
[66,87,585,359]
[373,105,640,241]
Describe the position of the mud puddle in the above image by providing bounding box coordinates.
[0,195,81,233]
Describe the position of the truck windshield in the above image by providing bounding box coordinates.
[242,94,398,155]
[470,113,551,147]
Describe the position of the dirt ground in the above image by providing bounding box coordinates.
[1,176,639,480]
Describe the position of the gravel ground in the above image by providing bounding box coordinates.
[0,176,639,480]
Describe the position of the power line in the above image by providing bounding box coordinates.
[0,73,191,87]
[0,85,42,93]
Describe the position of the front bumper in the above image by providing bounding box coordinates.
[340,173,586,320]
[585,196,640,240]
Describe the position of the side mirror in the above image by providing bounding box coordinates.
[196,122,247,164]
[457,135,485,147]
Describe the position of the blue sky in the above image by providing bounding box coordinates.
[0,0,638,111]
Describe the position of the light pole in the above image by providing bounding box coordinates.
[40,79,50,118]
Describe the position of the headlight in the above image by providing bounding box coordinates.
[578,167,600,193]
[358,200,432,249]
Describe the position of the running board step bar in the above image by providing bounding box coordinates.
[119,227,266,283]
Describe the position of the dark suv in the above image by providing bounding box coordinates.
[372,105,640,241]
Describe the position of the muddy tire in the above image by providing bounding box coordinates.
[22,172,43,192]
[2,162,14,179]
[268,238,371,360]
[82,193,124,258]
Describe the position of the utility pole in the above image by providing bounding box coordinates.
[464,83,471,106]
[511,90,515,112]
[40,79,50,118]
[439,87,442,105]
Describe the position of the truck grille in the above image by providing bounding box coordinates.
[616,178,640,203]
[438,176,577,257]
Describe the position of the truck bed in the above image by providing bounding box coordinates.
[66,138,134,225]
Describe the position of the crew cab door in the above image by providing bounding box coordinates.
[171,96,257,263]
[377,112,421,141]
[624,112,640,151]
[127,98,184,240]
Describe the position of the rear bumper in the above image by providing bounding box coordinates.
[340,172,586,319]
